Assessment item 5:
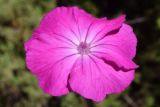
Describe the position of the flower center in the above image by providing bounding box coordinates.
[77,42,90,55]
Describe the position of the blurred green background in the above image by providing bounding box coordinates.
[0,0,160,107]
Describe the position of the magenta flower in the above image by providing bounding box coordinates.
[24,6,138,102]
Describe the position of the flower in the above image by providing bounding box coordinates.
[24,6,138,102]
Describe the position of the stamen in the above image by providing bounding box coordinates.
[77,42,90,55]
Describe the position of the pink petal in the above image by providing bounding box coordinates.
[25,33,78,96]
[90,24,138,70]
[69,55,134,102]
[36,6,98,45]
[71,7,97,42]
[93,24,137,59]
[36,7,80,45]
[87,15,125,44]
[91,47,138,70]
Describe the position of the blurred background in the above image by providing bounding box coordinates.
[0,0,160,107]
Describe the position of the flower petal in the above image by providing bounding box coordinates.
[25,33,78,96]
[90,24,138,70]
[71,7,97,42]
[93,24,137,59]
[36,7,80,45]
[88,15,125,44]
[36,6,99,45]
[69,55,134,102]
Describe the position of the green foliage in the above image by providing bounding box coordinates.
[0,0,160,107]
